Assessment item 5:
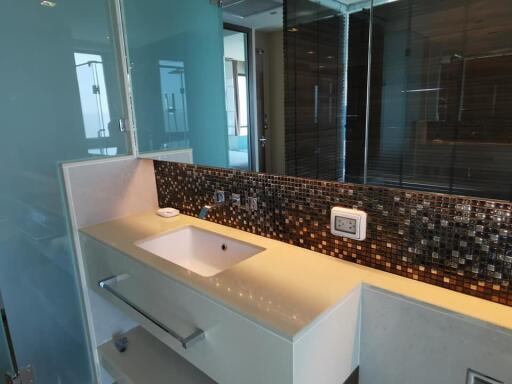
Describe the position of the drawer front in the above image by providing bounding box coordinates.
[81,234,293,384]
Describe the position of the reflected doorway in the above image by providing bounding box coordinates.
[223,26,253,170]
[222,0,285,175]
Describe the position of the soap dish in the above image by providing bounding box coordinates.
[156,208,180,218]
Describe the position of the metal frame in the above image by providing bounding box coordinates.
[362,0,373,183]
[0,292,18,379]
[0,292,34,384]
[466,369,504,384]
[111,0,139,158]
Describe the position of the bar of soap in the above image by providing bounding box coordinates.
[156,208,180,218]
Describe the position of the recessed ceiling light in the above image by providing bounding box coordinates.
[307,51,315,55]
[40,1,57,7]
[288,27,299,33]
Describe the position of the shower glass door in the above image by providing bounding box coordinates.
[0,0,131,382]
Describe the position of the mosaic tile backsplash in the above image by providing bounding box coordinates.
[154,161,512,307]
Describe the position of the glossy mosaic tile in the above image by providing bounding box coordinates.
[154,161,512,307]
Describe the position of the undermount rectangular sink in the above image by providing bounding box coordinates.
[135,226,265,277]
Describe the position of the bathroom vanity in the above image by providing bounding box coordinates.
[80,213,361,384]
[78,212,512,384]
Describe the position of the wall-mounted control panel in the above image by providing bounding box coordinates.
[330,207,367,240]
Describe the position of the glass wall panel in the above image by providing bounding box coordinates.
[0,0,131,382]
[123,0,229,167]
[284,0,348,180]
[344,7,371,183]
[365,0,512,199]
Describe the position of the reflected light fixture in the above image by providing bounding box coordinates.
[40,0,57,7]
[401,88,441,93]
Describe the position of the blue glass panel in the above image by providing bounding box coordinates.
[123,0,229,167]
[0,0,131,382]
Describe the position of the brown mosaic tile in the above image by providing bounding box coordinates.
[154,161,512,307]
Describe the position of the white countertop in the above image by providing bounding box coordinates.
[80,212,512,340]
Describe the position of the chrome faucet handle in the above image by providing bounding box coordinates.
[231,193,241,207]
[213,190,225,204]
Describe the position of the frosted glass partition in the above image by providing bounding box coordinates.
[0,0,131,382]
[122,0,229,167]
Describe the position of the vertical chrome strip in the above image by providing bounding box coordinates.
[363,0,373,184]
[314,85,319,124]
[341,11,350,181]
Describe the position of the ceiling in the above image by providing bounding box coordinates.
[222,0,284,31]
[222,0,283,31]
[220,0,380,31]
[222,0,283,18]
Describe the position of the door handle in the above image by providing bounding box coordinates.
[118,118,126,133]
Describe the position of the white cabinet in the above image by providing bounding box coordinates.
[80,234,360,384]
[79,232,511,384]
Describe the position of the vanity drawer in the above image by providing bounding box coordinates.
[80,234,293,384]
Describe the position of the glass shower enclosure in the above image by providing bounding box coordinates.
[0,0,131,382]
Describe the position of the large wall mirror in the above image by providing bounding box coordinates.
[120,0,512,201]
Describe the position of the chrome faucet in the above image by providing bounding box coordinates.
[198,205,212,220]
[198,190,225,219]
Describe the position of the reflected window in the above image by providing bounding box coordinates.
[237,74,248,136]
[74,53,111,139]
[74,53,117,156]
